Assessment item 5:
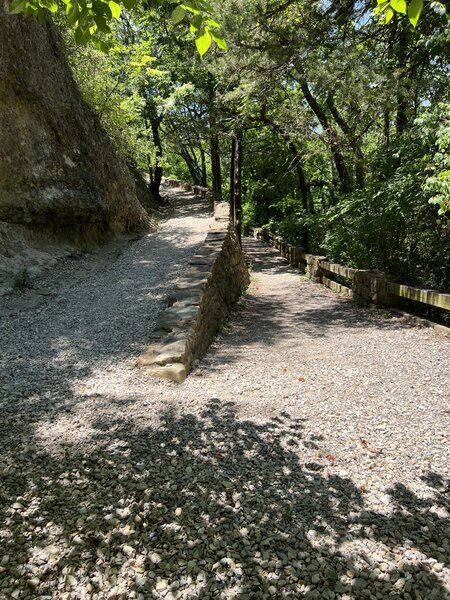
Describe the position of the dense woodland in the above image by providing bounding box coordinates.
[14,0,450,291]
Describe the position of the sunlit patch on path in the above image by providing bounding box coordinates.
[0,193,449,599]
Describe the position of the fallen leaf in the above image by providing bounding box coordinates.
[298,376,305,382]
[282,367,288,373]
[325,453,336,462]
[359,437,383,455]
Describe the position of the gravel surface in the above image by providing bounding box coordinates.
[0,194,449,600]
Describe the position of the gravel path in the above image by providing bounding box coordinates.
[0,197,449,600]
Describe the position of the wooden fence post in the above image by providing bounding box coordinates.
[306,255,327,283]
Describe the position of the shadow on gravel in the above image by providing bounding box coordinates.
[0,194,212,419]
[0,399,448,598]
[243,237,413,341]
[160,186,212,220]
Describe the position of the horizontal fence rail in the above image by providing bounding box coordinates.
[386,282,450,311]
[247,226,450,314]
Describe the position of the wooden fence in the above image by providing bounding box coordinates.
[247,227,450,312]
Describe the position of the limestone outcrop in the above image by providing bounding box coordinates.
[0,10,153,291]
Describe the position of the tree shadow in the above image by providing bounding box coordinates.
[243,237,420,341]
[0,193,213,422]
[1,398,448,598]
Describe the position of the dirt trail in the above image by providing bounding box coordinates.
[0,192,449,600]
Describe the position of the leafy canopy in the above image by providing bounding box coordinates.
[373,0,448,26]
[8,0,226,54]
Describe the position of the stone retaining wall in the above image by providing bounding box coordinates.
[138,182,249,383]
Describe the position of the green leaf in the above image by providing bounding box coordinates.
[8,0,27,14]
[74,25,91,44]
[45,1,59,13]
[195,28,212,56]
[390,0,407,13]
[373,0,389,14]
[108,0,121,19]
[35,6,45,23]
[122,0,136,8]
[67,2,79,25]
[210,30,227,50]
[95,15,111,33]
[96,2,112,17]
[93,39,110,52]
[180,2,201,15]
[191,14,203,30]
[408,0,423,26]
[384,7,394,21]
[205,17,220,27]
[171,5,185,23]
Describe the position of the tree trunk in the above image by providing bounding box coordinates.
[210,134,222,196]
[325,94,365,189]
[230,137,235,209]
[149,116,163,203]
[395,26,409,138]
[260,112,310,249]
[207,73,222,196]
[180,148,202,185]
[290,147,309,250]
[296,72,352,193]
[231,132,243,245]
[383,108,390,146]
[199,144,207,187]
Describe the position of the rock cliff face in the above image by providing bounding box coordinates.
[0,10,154,289]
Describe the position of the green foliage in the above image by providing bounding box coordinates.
[227,0,449,291]
[305,103,450,290]
[373,0,448,27]
[11,0,449,293]
[169,2,227,55]
[64,37,150,171]
[8,0,226,55]
[420,103,450,216]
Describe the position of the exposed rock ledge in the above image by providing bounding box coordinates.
[0,10,153,292]
[137,183,249,383]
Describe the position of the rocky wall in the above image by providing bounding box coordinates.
[0,10,151,242]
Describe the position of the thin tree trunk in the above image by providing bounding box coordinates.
[291,147,310,249]
[180,149,202,185]
[296,71,352,193]
[383,109,390,146]
[210,134,222,196]
[395,26,409,138]
[325,94,365,189]
[207,73,222,196]
[260,112,310,249]
[149,116,163,203]
[199,144,207,187]
[230,134,243,244]
[233,130,243,245]
[230,137,235,210]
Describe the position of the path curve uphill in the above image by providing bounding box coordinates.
[0,189,449,600]
[0,186,214,422]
